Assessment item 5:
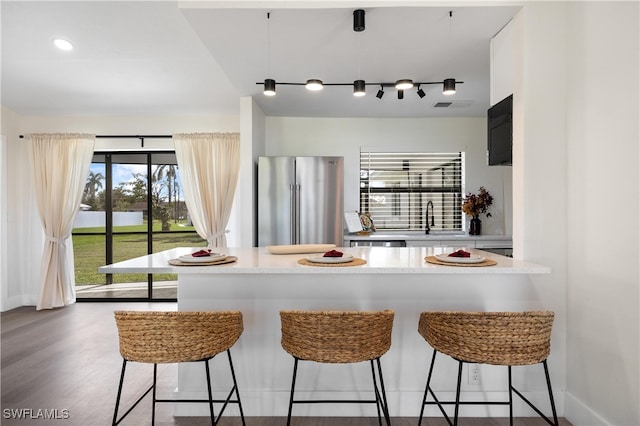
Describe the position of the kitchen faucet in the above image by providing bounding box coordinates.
[425,201,435,234]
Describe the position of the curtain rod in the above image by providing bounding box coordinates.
[19,134,172,148]
[19,134,172,139]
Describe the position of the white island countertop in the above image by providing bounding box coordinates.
[98,246,549,275]
[98,246,555,418]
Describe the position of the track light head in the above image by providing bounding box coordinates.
[306,79,324,91]
[353,80,366,97]
[263,79,276,96]
[397,89,404,100]
[443,78,456,95]
[417,86,426,98]
[376,86,384,99]
[395,79,413,90]
[353,9,365,32]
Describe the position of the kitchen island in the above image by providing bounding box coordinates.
[100,246,557,418]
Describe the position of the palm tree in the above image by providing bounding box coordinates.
[155,164,179,222]
[84,171,104,209]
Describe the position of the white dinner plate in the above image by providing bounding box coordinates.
[435,253,485,264]
[179,253,226,263]
[306,254,354,264]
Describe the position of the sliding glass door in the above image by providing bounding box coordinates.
[73,151,205,301]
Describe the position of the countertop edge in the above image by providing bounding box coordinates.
[98,247,550,275]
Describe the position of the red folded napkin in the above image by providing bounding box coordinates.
[448,249,471,258]
[323,249,344,258]
[192,249,212,257]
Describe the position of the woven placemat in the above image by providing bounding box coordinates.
[425,256,497,267]
[297,258,367,267]
[168,256,237,266]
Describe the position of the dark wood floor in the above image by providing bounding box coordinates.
[1,303,573,426]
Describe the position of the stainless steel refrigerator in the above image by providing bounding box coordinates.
[258,156,344,246]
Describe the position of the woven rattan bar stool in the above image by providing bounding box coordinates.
[280,310,394,426]
[112,311,246,426]
[417,311,558,426]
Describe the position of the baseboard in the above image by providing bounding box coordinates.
[565,392,611,426]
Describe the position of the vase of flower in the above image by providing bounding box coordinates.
[462,187,493,236]
[469,215,482,235]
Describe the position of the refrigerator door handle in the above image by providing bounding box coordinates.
[294,184,301,244]
[289,184,296,245]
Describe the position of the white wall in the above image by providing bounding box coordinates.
[563,2,639,425]
[266,116,513,236]
[503,2,639,425]
[508,4,570,420]
[1,107,42,310]
[1,112,241,311]
[0,134,7,310]
[238,97,266,247]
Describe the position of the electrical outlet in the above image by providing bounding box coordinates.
[468,363,480,385]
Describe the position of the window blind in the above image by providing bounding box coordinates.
[359,151,464,231]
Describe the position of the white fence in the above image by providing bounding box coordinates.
[73,211,143,229]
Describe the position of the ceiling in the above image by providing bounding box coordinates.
[1,1,520,118]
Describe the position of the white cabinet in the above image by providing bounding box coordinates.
[475,239,513,256]
[475,240,513,249]
[347,235,512,250]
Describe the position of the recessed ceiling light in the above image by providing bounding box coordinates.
[53,38,73,51]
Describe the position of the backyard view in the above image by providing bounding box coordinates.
[73,152,205,299]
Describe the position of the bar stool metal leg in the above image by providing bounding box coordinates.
[418,350,453,426]
[453,360,463,426]
[226,349,247,426]
[112,359,127,426]
[204,359,216,424]
[152,364,158,426]
[375,358,391,425]
[112,359,154,426]
[370,360,383,426]
[286,357,300,426]
[508,366,514,426]
[543,360,559,426]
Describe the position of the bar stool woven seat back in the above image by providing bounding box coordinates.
[112,311,246,426]
[417,311,558,426]
[280,310,394,426]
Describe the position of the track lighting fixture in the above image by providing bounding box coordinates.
[256,9,463,100]
[257,79,463,98]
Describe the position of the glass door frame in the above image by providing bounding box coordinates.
[75,150,194,302]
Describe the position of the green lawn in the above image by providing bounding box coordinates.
[73,222,206,285]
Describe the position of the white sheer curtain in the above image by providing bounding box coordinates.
[174,133,241,248]
[27,133,95,310]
